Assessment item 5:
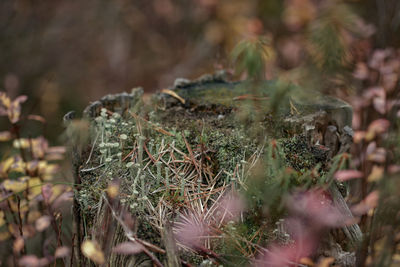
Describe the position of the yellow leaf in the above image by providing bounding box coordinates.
[0,92,11,108]
[8,224,19,236]
[35,215,51,232]
[392,254,400,262]
[0,131,12,142]
[368,165,384,182]
[13,237,24,253]
[316,257,334,267]
[31,137,48,159]
[81,240,105,265]
[49,184,66,203]
[300,257,314,266]
[27,177,43,200]
[13,138,30,149]
[27,210,42,224]
[3,179,27,193]
[107,182,119,199]
[0,231,10,241]
[9,198,28,213]
[0,157,15,177]
[161,89,186,104]
[8,95,27,124]
[374,237,386,254]
[26,160,39,173]
[39,163,59,181]
[10,156,26,173]
[0,211,5,227]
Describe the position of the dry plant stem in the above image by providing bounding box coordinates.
[329,184,363,248]
[162,222,181,267]
[70,234,76,267]
[101,194,164,267]
[16,196,26,254]
[72,143,83,266]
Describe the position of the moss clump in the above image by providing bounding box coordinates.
[76,81,347,265]
[281,134,329,172]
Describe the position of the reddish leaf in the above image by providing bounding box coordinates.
[0,92,11,108]
[13,237,24,253]
[14,95,28,104]
[19,255,39,267]
[388,165,400,174]
[366,119,390,140]
[367,148,387,163]
[35,215,51,232]
[112,241,144,255]
[81,240,105,264]
[352,191,380,215]
[334,170,364,182]
[28,114,46,123]
[8,95,27,123]
[41,184,53,204]
[0,131,12,142]
[55,246,71,258]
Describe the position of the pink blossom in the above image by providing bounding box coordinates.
[334,170,364,182]
[287,189,347,228]
[174,213,209,248]
[255,239,315,267]
[213,191,245,224]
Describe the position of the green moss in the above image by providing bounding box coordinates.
[77,82,344,265]
[280,134,328,172]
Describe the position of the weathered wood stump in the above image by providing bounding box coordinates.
[68,73,361,266]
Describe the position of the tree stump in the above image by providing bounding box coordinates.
[68,73,361,266]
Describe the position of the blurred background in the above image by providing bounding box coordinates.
[1,0,399,141]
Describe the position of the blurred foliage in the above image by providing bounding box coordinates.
[0,92,72,266]
[1,0,397,141]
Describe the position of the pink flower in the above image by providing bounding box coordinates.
[287,189,347,228]
[213,191,245,224]
[255,239,315,267]
[174,213,209,248]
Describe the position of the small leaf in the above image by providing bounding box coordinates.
[0,92,11,108]
[317,257,335,267]
[81,240,105,265]
[0,231,10,241]
[39,163,59,181]
[13,237,25,253]
[27,114,46,123]
[352,191,379,215]
[14,95,28,105]
[334,170,363,182]
[367,148,386,163]
[0,131,12,142]
[27,210,42,224]
[8,95,27,124]
[55,246,70,258]
[367,165,384,182]
[0,211,5,227]
[27,177,43,200]
[41,184,53,204]
[35,215,51,232]
[365,119,390,141]
[388,165,400,174]
[299,257,314,266]
[3,179,27,193]
[161,89,185,104]
[13,138,30,149]
[107,181,120,199]
[19,255,39,267]
[112,241,144,255]
[0,156,15,177]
